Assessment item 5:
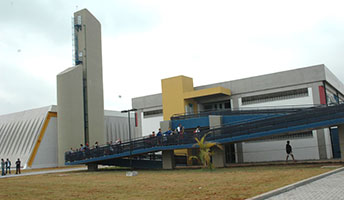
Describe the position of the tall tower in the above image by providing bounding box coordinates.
[57,9,105,166]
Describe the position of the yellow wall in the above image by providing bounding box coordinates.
[161,76,195,120]
[161,76,230,121]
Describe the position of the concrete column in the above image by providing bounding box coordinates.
[162,150,175,169]
[236,143,244,163]
[316,129,328,159]
[87,163,98,171]
[209,115,222,138]
[209,115,222,128]
[231,97,239,109]
[160,120,171,132]
[212,145,225,168]
[209,115,225,167]
[338,125,344,160]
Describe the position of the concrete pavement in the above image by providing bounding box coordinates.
[249,167,344,200]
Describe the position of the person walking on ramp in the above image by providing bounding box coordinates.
[286,141,295,161]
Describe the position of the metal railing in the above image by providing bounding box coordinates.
[171,104,323,120]
[66,103,344,164]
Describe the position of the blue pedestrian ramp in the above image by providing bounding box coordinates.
[66,104,344,168]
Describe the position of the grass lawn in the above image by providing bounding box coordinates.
[0,164,341,200]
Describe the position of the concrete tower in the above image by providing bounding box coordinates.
[57,9,105,166]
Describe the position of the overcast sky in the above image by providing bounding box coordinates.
[1,0,344,115]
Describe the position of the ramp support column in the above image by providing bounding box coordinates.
[87,163,98,171]
[236,143,244,163]
[212,145,225,168]
[209,115,225,167]
[316,129,328,159]
[162,150,175,169]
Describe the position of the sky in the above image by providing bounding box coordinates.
[1,0,344,115]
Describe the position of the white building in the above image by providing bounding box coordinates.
[132,64,344,163]
[0,106,137,169]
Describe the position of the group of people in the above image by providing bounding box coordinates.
[149,124,197,137]
[149,125,201,138]
[69,141,102,154]
[1,158,21,176]
[69,139,125,154]
[146,125,203,147]
[67,139,124,161]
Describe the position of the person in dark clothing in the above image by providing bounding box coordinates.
[15,158,21,174]
[6,158,11,174]
[286,141,295,161]
[157,128,163,145]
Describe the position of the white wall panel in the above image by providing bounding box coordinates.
[0,106,50,169]
[142,114,163,136]
[32,117,58,169]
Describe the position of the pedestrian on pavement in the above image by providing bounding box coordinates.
[286,141,295,161]
[15,158,21,174]
[6,158,11,174]
[1,159,5,176]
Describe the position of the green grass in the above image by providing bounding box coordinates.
[0,164,341,200]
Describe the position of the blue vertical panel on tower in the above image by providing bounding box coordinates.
[330,127,341,158]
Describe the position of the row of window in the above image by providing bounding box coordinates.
[203,101,230,111]
[143,109,163,117]
[241,88,309,105]
[246,131,313,143]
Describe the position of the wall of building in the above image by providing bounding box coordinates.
[242,133,320,162]
[132,65,344,163]
[142,114,163,136]
[238,88,314,108]
[31,116,58,169]
[57,66,85,166]
[0,106,52,169]
[74,9,105,146]
[104,111,139,142]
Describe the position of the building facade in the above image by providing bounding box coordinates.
[57,9,105,166]
[0,106,137,169]
[132,64,344,163]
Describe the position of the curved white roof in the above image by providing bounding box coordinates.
[0,106,53,168]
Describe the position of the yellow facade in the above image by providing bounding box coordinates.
[161,76,231,121]
[161,76,196,120]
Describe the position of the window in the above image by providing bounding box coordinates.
[247,131,313,143]
[203,100,231,111]
[242,88,308,105]
[143,109,163,117]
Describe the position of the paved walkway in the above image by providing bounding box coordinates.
[266,169,344,199]
[0,167,86,179]
[245,167,343,200]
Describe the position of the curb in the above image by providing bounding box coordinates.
[0,167,86,179]
[247,166,344,200]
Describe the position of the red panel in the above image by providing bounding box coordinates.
[319,86,326,105]
[135,112,138,127]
